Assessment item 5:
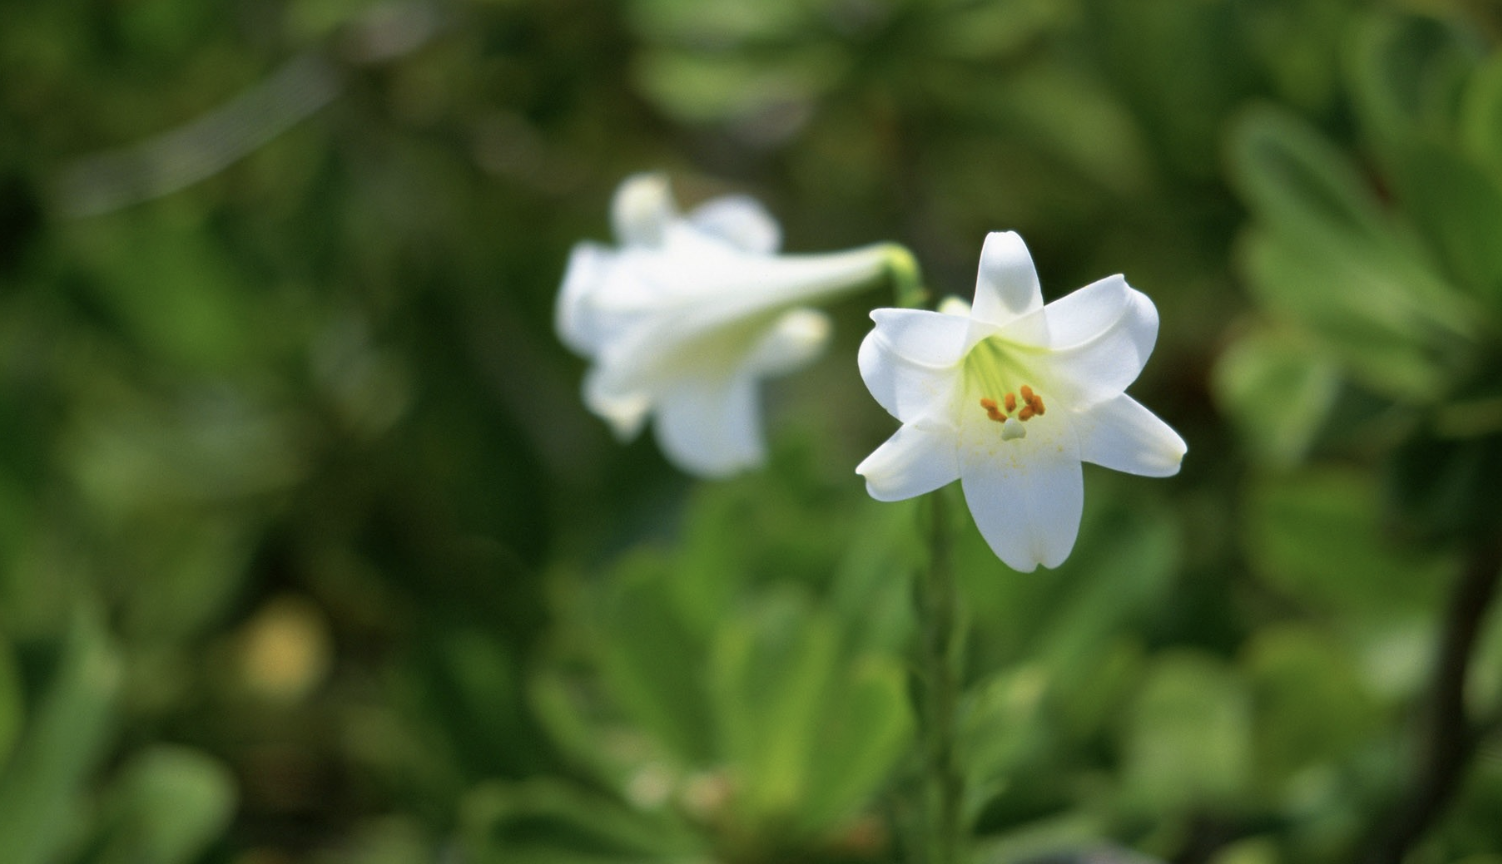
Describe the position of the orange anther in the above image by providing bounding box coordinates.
[1017,405,1035,421]
[1032,396,1045,415]
[1003,393,1017,413]
[1020,384,1034,402]
[980,397,997,411]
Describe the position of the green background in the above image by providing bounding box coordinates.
[2,1,1502,862]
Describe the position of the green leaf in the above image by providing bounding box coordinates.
[116,516,257,642]
[595,560,716,764]
[1241,627,1379,794]
[62,389,310,513]
[627,0,811,44]
[1341,14,1502,309]
[1212,327,1341,468]
[459,778,698,864]
[957,666,1051,822]
[1387,139,1502,306]
[798,656,911,833]
[708,590,838,824]
[1244,468,1451,620]
[0,635,22,774]
[1236,0,1357,112]
[971,63,1156,197]
[1470,589,1502,718]
[0,610,121,864]
[1346,11,1481,148]
[285,0,389,41]
[968,812,1111,864]
[1082,0,1258,177]
[60,208,269,372]
[1228,107,1481,397]
[631,48,846,124]
[925,0,1071,62]
[826,499,919,657]
[1229,105,1389,246]
[1387,428,1502,544]
[1238,228,1461,400]
[1121,653,1252,816]
[322,817,431,864]
[1211,837,1282,864]
[90,747,237,864]
[1460,54,1502,181]
[423,628,550,778]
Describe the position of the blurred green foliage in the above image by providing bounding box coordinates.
[4,0,1502,863]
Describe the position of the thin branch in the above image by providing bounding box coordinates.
[49,1,443,218]
[1360,534,1502,864]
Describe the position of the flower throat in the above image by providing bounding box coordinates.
[965,339,1045,441]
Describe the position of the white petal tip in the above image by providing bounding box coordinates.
[977,232,1027,280]
[611,173,675,247]
[973,231,1042,323]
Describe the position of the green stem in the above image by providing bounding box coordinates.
[916,491,963,864]
[885,244,927,310]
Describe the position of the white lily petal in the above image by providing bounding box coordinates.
[591,250,882,391]
[585,253,872,396]
[1044,287,1159,405]
[596,245,883,335]
[611,173,676,247]
[959,421,1083,572]
[1028,274,1131,349]
[972,231,1043,326]
[654,376,764,477]
[744,309,831,377]
[556,242,618,354]
[867,309,974,366]
[857,424,960,501]
[583,366,652,440]
[675,246,887,330]
[859,309,971,424]
[1077,393,1186,477]
[689,194,782,254]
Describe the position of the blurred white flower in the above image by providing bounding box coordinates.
[856,232,1186,571]
[558,173,890,477]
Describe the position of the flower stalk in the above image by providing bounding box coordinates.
[916,489,964,864]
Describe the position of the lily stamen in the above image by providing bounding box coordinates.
[984,386,1047,430]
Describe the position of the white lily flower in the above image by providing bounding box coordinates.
[558,173,892,477]
[856,231,1186,572]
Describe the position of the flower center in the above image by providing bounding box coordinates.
[964,337,1047,441]
[979,385,1045,440]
